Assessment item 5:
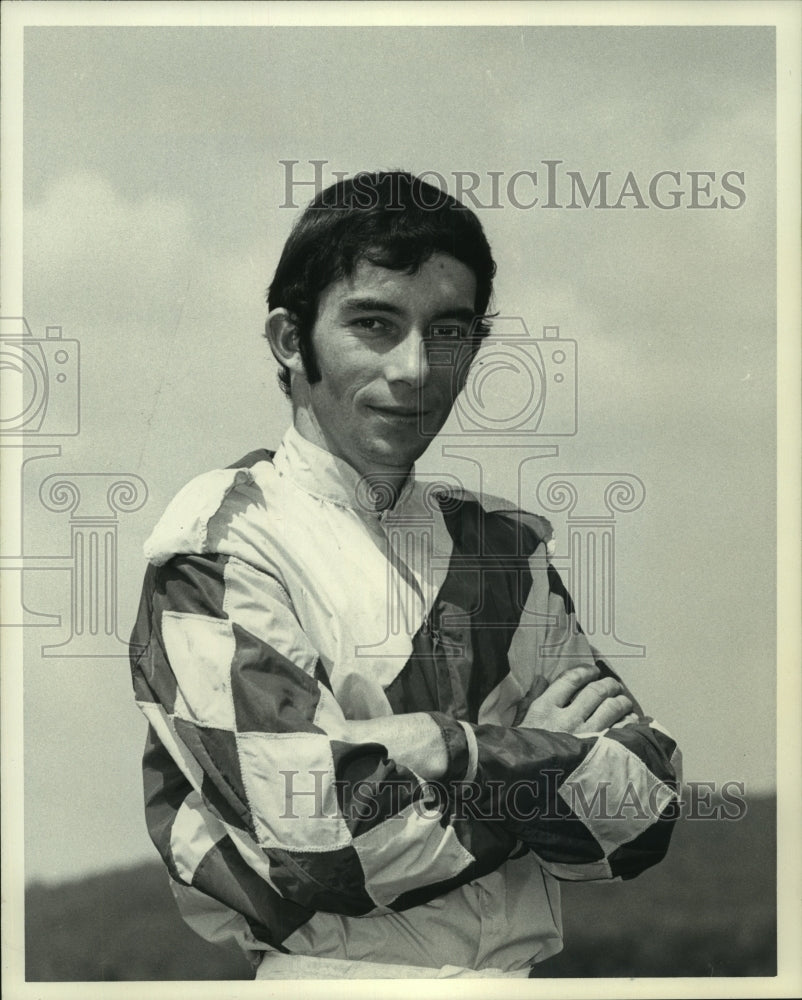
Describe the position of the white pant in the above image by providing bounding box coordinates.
[256,952,531,979]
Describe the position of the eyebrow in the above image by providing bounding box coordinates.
[340,297,477,324]
[340,296,405,316]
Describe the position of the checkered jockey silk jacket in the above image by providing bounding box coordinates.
[129,426,682,973]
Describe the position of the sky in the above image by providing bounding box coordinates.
[5,17,786,885]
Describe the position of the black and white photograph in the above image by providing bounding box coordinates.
[2,2,800,997]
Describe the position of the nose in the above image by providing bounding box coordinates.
[384,328,430,388]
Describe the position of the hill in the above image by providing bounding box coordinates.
[25,794,776,980]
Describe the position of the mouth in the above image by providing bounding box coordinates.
[368,405,424,422]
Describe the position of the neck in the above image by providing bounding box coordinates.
[290,396,411,512]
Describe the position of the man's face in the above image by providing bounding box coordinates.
[304,252,479,480]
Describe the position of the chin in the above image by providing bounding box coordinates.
[368,440,426,471]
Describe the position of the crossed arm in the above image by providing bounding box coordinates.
[336,664,639,781]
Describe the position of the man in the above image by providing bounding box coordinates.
[129,171,681,979]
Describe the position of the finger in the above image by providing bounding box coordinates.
[513,675,553,725]
[543,664,600,708]
[583,694,633,732]
[524,675,550,702]
[611,712,640,729]
[513,692,536,726]
[569,676,622,718]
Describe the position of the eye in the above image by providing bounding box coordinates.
[352,317,392,334]
[429,324,468,340]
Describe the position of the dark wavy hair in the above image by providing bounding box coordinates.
[266,170,497,396]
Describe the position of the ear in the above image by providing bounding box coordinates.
[265,309,306,377]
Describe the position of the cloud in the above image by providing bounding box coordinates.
[25,172,197,328]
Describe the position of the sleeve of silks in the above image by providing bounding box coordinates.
[130,551,519,932]
[459,719,682,882]
[456,558,683,883]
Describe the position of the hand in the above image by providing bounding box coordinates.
[516,664,634,735]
